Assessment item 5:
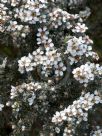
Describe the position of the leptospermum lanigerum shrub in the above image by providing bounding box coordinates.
[0,0,102,136]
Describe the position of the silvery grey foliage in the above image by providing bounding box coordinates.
[69,0,86,6]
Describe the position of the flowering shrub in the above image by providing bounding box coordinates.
[0,0,102,136]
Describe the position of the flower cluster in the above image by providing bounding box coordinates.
[18,47,66,79]
[18,55,34,73]
[10,82,41,100]
[0,0,54,46]
[10,82,42,109]
[52,91,102,123]
[72,62,102,85]
[14,0,48,24]
[49,8,79,29]
[7,21,30,38]
[52,91,102,135]
[65,36,98,64]
[0,0,21,7]
[9,82,42,113]
[0,1,31,46]
[0,3,10,32]
[18,48,44,73]
[41,49,66,78]
[90,126,102,136]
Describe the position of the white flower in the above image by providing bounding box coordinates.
[0,103,4,111]
[44,38,54,50]
[0,57,7,69]
[73,62,102,85]
[37,27,49,45]
[18,56,33,73]
[72,23,88,33]
[22,125,26,131]
[10,86,18,99]
[55,127,60,133]
[28,93,36,106]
